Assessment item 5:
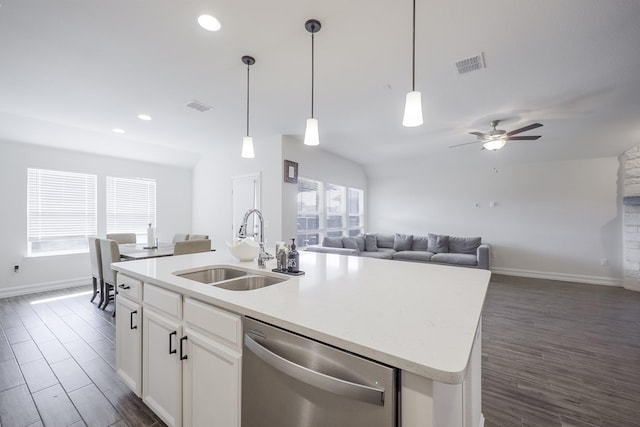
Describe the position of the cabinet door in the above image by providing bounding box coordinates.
[143,307,183,427]
[115,296,142,396]
[183,327,241,427]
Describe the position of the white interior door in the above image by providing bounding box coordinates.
[231,173,261,242]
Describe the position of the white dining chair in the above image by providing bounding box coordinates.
[174,239,211,255]
[188,234,209,240]
[100,238,121,310]
[106,233,137,244]
[88,237,103,305]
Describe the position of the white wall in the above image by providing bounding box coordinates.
[0,140,192,297]
[367,156,623,286]
[281,135,368,242]
[192,135,283,250]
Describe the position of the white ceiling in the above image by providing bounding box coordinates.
[1,0,639,169]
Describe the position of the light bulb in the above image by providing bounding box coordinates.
[482,139,507,151]
[304,118,319,146]
[241,136,255,158]
[402,91,423,127]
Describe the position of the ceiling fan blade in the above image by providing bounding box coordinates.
[469,131,486,137]
[506,123,543,136]
[506,135,542,141]
[449,140,483,148]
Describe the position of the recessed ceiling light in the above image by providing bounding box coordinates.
[198,15,221,32]
[137,114,152,121]
[112,128,125,134]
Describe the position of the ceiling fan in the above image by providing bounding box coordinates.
[449,120,543,151]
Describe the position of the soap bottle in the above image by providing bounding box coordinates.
[287,238,299,273]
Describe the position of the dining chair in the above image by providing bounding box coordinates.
[172,233,190,243]
[88,237,103,305]
[174,239,211,255]
[106,233,137,244]
[100,238,121,310]
[188,234,209,240]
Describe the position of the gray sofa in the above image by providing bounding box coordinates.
[305,233,490,270]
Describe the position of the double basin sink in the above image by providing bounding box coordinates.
[173,266,286,291]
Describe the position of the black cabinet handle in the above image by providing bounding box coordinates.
[169,331,177,354]
[180,336,188,360]
[118,284,130,289]
[130,310,138,330]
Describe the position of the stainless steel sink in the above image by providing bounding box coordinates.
[214,275,286,291]
[175,267,248,284]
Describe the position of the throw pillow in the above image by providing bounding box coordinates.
[427,233,449,253]
[344,236,366,252]
[376,233,395,249]
[412,235,429,251]
[448,236,481,254]
[393,233,413,251]
[323,237,344,248]
[364,234,378,252]
[342,237,361,252]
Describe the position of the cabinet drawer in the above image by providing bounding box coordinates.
[116,274,142,301]
[184,298,241,351]
[144,284,182,319]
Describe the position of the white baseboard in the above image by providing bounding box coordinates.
[491,267,623,287]
[0,277,90,299]
[478,413,485,427]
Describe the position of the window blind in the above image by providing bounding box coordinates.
[106,176,156,238]
[27,168,97,255]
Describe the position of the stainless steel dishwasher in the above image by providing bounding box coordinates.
[242,317,397,427]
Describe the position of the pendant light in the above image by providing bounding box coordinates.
[304,19,321,146]
[241,55,256,158]
[402,0,423,127]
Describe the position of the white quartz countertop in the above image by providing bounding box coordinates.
[112,250,490,384]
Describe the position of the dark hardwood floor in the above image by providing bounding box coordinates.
[1,275,639,426]
[483,275,640,427]
[0,286,165,427]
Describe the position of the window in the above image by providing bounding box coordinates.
[27,168,97,256]
[296,178,322,247]
[106,176,156,242]
[296,177,365,247]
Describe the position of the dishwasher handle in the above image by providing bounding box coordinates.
[244,334,385,406]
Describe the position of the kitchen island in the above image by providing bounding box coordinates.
[113,249,490,427]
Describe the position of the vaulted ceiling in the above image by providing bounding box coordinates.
[1,0,639,168]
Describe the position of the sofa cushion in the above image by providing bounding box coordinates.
[431,253,477,266]
[448,236,481,254]
[376,233,395,249]
[305,246,359,256]
[323,237,344,248]
[393,251,433,262]
[393,233,413,251]
[343,236,365,252]
[428,234,449,253]
[359,251,394,260]
[377,248,396,254]
[364,234,378,252]
[412,235,429,251]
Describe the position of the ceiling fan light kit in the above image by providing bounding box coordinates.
[304,19,321,146]
[241,55,256,159]
[402,0,423,127]
[449,120,544,151]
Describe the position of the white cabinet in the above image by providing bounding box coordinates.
[138,285,242,427]
[115,295,142,396]
[182,328,241,427]
[115,274,143,397]
[143,306,183,427]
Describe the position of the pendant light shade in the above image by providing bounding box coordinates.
[482,139,507,151]
[241,55,256,158]
[403,0,423,127]
[304,19,321,146]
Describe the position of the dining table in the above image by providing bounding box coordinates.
[119,242,175,261]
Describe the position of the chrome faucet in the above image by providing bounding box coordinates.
[238,208,273,267]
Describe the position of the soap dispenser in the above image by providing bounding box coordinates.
[287,238,299,273]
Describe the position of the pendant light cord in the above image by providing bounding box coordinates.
[246,63,250,137]
[311,32,315,118]
[411,0,416,91]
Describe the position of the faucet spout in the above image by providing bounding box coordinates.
[238,209,273,267]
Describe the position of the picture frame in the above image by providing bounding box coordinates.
[284,160,298,183]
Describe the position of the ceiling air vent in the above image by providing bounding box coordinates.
[185,100,213,112]
[456,53,485,75]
